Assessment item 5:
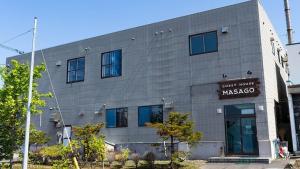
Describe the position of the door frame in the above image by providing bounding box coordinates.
[224,104,259,156]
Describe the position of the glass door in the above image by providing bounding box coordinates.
[225,104,258,155]
[241,117,258,154]
[226,118,242,154]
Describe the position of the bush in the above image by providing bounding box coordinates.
[52,159,72,169]
[143,152,155,167]
[171,151,189,163]
[107,151,116,167]
[131,153,140,168]
[115,148,130,166]
[29,151,44,165]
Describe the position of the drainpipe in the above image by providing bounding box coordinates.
[288,93,297,152]
[284,0,293,44]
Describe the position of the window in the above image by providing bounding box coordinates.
[277,50,281,64]
[271,41,275,56]
[101,50,122,78]
[281,56,284,68]
[106,107,128,128]
[138,105,163,126]
[189,31,218,55]
[63,125,72,146]
[67,57,85,83]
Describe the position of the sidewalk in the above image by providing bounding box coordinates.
[202,159,293,169]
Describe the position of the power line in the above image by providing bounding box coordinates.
[1,28,33,44]
[0,43,25,54]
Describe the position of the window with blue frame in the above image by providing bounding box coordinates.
[106,107,128,128]
[138,105,163,126]
[101,50,122,78]
[189,31,218,55]
[67,57,85,83]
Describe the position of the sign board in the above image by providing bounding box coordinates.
[218,78,260,100]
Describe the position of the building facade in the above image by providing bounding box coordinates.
[8,0,292,159]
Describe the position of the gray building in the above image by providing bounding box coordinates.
[8,0,293,160]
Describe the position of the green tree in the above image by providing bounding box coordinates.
[29,125,50,148]
[72,123,105,167]
[147,112,202,164]
[0,60,51,163]
[90,135,106,169]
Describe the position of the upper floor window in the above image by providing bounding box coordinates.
[281,56,284,68]
[106,107,128,128]
[67,57,85,83]
[271,41,275,56]
[277,50,281,64]
[101,50,122,78]
[138,105,163,127]
[189,31,218,56]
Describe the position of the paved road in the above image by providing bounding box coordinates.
[202,159,292,169]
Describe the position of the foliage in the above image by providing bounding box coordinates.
[30,125,50,146]
[146,112,202,164]
[38,142,79,167]
[143,151,155,168]
[52,159,72,169]
[72,123,105,167]
[39,144,65,159]
[171,151,190,163]
[90,135,106,167]
[107,151,116,166]
[114,148,130,166]
[0,60,52,161]
[131,153,140,168]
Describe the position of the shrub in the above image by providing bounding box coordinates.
[52,159,72,169]
[143,152,155,167]
[39,145,64,159]
[29,151,44,165]
[107,151,116,167]
[130,153,140,168]
[115,148,130,166]
[171,151,189,163]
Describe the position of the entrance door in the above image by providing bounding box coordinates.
[225,104,258,155]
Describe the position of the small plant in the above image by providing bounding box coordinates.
[143,151,155,168]
[115,148,130,166]
[171,151,189,163]
[107,151,116,167]
[131,153,140,168]
[52,159,72,169]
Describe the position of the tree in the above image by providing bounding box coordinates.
[90,135,106,169]
[29,125,50,149]
[0,60,51,164]
[147,112,202,164]
[72,123,105,167]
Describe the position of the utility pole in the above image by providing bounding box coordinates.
[22,17,37,169]
[284,0,293,44]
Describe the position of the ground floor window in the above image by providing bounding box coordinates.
[106,107,128,128]
[63,125,72,146]
[138,105,163,126]
[224,104,258,155]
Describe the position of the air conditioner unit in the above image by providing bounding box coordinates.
[49,112,60,123]
[55,122,62,128]
[164,101,174,109]
[221,26,229,34]
[282,56,288,62]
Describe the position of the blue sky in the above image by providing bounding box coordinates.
[0,0,299,65]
